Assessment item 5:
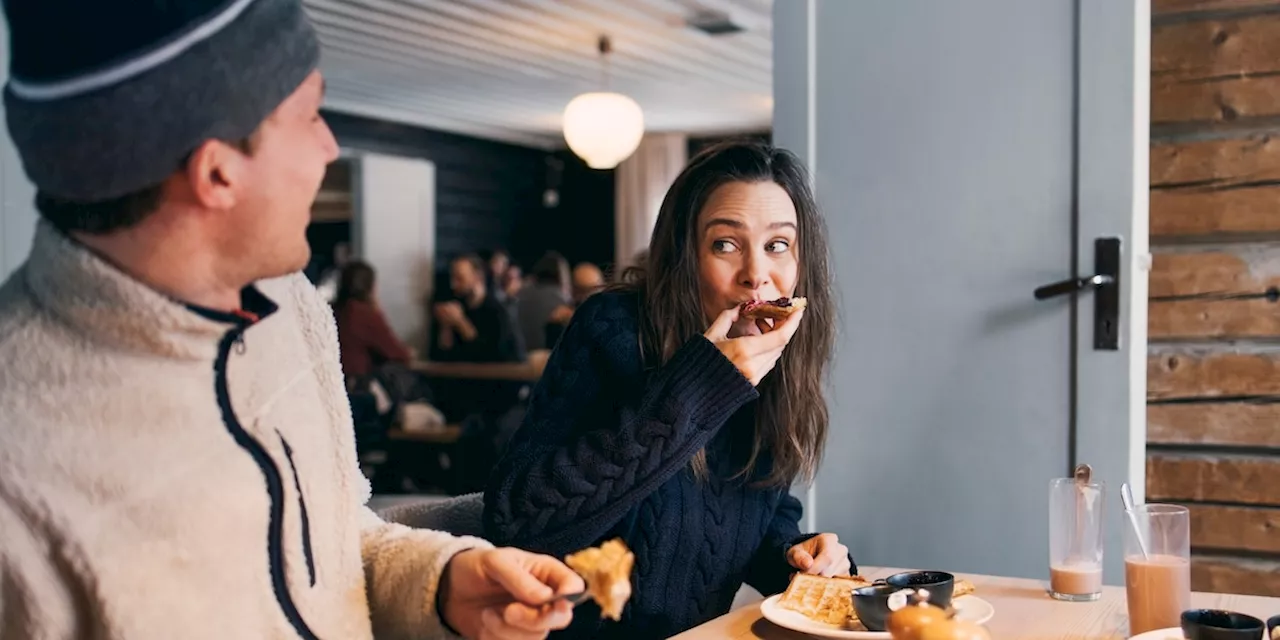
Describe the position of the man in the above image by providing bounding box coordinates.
[432,254,525,363]
[545,262,607,347]
[0,1,580,638]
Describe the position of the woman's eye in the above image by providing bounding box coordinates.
[712,239,738,254]
[766,240,791,254]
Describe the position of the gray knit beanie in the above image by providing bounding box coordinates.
[3,0,320,202]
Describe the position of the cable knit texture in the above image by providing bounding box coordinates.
[0,221,489,639]
[483,291,831,639]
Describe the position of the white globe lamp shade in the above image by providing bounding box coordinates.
[562,91,645,170]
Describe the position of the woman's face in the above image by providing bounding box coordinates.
[696,180,800,337]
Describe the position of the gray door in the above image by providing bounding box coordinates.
[773,0,1149,584]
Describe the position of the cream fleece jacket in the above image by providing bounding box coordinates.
[0,222,493,639]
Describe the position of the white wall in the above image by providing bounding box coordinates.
[0,17,38,280]
[351,152,436,349]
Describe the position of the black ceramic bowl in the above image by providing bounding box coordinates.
[1266,615,1279,639]
[884,571,956,610]
[1181,609,1266,640]
[851,584,900,632]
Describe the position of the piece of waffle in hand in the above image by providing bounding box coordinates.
[777,573,872,626]
[564,539,635,621]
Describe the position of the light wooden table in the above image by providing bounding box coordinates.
[673,567,1280,640]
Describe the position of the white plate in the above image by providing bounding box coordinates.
[1129,629,1182,640]
[758,594,995,639]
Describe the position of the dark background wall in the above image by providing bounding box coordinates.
[322,110,614,277]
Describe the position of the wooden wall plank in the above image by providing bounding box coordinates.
[1192,556,1280,597]
[1147,454,1280,505]
[1152,74,1280,126]
[1151,186,1280,237]
[1189,504,1280,554]
[1152,135,1280,187]
[1150,251,1280,296]
[1155,0,1280,15]
[1151,403,1280,447]
[1149,351,1280,399]
[1154,15,1280,79]
[1150,298,1280,339]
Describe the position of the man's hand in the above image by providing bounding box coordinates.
[786,533,852,577]
[440,547,584,639]
[434,301,465,327]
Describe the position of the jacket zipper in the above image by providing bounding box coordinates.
[215,328,321,640]
[280,434,317,586]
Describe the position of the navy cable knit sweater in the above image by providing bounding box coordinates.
[483,292,846,639]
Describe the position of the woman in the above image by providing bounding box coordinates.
[483,141,851,639]
[332,260,413,382]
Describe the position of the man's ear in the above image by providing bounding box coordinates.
[184,139,248,210]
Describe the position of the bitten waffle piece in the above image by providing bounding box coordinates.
[954,578,977,598]
[741,297,808,321]
[565,539,635,621]
[777,573,871,626]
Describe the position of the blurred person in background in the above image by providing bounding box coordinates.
[545,261,607,347]
[332,260,413,380]
[432,254,524,363]
[517,251,570,351]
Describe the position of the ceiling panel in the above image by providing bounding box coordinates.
[306,0,774,149]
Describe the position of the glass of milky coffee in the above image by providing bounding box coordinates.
[1124,504,1191,636]
[1048,476,1105,601]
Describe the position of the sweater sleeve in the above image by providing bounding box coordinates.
[744,491,860,596]
[358,506,494,640]
[482,295,759,557]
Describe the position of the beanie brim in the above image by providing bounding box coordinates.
[5,0,320,202]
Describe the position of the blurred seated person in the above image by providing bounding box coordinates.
[333,260,413,380]
[483,248,513,304]
[432,254,525,363]
[545,262,606,347]
[517,251,570,351]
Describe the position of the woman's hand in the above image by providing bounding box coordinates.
[704,306,804,385]
[786,533,852,577]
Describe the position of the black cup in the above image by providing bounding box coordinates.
[1181,609,1266,640]
[884,571,956,610]
[1265,615,1279,638]
[851,584,901,632]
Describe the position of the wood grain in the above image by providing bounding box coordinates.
[1150,402,1280,446]
[1193,556,1280,597]
[1150,298,1280,339]
[1147,453,1280,505]
[1148,351,1280,399]
[1153,15,1280,79]
[1189,504,1280,553]
[1155,0,1280,15]
[1151,250,1280,296]
[1152,135,1280,187]
[1149,249,1280,346]
[1151,185,1280,237]
[1152,73,1280,125]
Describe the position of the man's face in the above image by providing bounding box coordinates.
[450,260,482,299]
[226,72,339,280]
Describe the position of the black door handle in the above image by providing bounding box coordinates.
[1034,274,1114,300]
[1033,238,1122,350]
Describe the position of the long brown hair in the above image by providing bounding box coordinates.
[614,140,835,487]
